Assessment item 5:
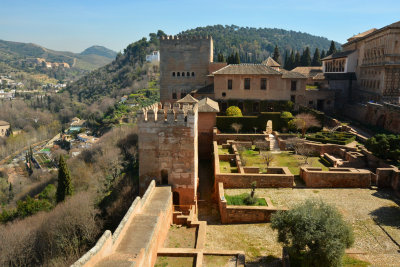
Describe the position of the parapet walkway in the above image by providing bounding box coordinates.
[94,187,171,267]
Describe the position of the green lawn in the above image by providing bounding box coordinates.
[218,145,231,155]
[219,160,238,173]
[225,193,267,206]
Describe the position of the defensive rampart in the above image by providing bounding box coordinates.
[71,181,172,267]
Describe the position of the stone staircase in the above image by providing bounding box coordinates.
[269,134,281,152]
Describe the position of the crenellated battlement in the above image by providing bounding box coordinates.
[160,35,212,41]
[137,102,198,124]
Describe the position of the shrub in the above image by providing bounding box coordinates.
[365,134,400,162]
[271,199,354,267]
[226,106,243,117]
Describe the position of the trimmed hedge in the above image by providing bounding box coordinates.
[216,112,285,133]
[306,131,356,145]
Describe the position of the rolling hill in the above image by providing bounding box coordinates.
[0,40,116,82]
[81,45,117,59]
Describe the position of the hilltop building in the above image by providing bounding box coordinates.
[146,50,160,63]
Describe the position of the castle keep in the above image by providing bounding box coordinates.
[160,35,213,102]
[137,102,198,206]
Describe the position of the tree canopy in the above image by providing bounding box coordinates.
[271,199,354,266]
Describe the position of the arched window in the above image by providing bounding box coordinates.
[192,72,195,77]
[177,72,180,77]
[182,72,185,77]
[187,72,190,77]
[172,72,175,77]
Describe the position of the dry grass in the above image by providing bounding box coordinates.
[164,225,197,248]
[211,187,400,266]
[154,256,195,267]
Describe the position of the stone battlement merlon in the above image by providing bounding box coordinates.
[160,35,212,41]
[137,102,198,124]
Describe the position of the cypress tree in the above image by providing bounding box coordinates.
[327,41,337,56]
[301,47,312,66]
[234,52,240,64]
[294,51,301,68]
[56,155,73,203]
[312,48,322,66]
[272,45,281,64]
[284,51,289,69]
[288,51,295,70]
[321,50,326,59]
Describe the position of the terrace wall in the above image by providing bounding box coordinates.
[300,167,372,188]
[217,183,287,224]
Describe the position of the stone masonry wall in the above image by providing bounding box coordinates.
[138,102,198,205]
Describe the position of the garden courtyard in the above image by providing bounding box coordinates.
[200,187,400,266]
[218,144,329,176]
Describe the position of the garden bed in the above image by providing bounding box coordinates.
[306,131,356,145]
[154,256,195,267]
[225,193,267,206]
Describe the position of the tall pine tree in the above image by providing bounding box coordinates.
[321,50,326,60]
[272,45,281,64]
[312,48,322,66]
[56,155,73,203]
[294,51,301,68]
[327,41,337,56]
[301,47,312,66]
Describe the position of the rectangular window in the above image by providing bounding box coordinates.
[290,95,296,103]
[172,93,177,99]
[244,78,251,90]
[180,92,186,99]
[228,79,232,90]
[291,81,297,91]
[260,78,267,90]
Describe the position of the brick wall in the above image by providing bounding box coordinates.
[300,167,372,188]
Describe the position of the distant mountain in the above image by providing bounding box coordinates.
[0,39,115,82]
[66,25,342,103]
[81,45,117,59]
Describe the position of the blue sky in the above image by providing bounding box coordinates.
[1,0,399,53]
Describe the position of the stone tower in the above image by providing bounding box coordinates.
[137,102,198,206]
[160,35,213,103]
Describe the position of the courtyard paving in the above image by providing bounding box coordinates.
[200,187,400,266]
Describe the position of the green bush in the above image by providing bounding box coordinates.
[226,106,243,117]
[271,199,354,267]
